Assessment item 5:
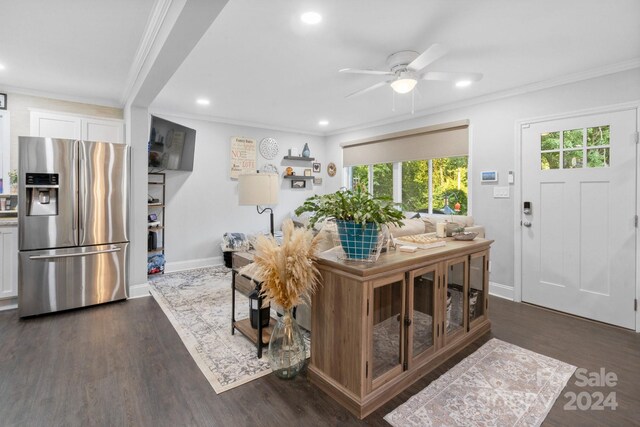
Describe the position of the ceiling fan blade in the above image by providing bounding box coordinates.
[421,71,483,82]
[346,81,390,98]
[339,68,394,76]
[407,44,448,72]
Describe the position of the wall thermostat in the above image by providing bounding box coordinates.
[480,171,498,182]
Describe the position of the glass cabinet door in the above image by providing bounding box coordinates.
[371,275,405,386]
[468,251,488,328]
[444,256,468,344]
[407,265,437,367]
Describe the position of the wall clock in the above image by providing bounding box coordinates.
[327,162,337,177]
[259,137,279,160]
[261,163,279,175]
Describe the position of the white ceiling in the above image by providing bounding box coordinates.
[1,1,638,134]
[0,0,156,105]
[152,0,640,134]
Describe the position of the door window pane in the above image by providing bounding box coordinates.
[469,256,485,322]
[541,152,560,170]
[372,281,403,379]
[446,262,464,335]
[373,163,393,199]
[563,150,583,169]
[540,131,560,150]
[587,148,609,168]
[412,271,435,357]
[351,165,368,189]
[563,129,583,149]
[587,125,610,147]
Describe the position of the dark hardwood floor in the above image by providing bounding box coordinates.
[0,295,638,426]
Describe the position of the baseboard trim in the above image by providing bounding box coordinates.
[489,281,514,300]
[128,282,151,299]
[0,298,17,311]
[165,256,222,273]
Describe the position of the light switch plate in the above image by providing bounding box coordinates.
[493,186,510,198]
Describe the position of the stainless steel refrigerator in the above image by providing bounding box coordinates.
[18,137,129,317]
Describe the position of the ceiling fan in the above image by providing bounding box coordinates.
[339,44,482,98]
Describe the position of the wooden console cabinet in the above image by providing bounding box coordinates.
[309,238,492,419]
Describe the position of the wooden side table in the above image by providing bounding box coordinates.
[230,251,276,358]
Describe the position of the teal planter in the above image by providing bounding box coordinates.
[336,220,378,260]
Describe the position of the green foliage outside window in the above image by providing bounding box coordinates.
[399,157,468,214]
[373,163,393,199]
[351,165,368,189]
[431,157,468,214]
[351,156,468,215]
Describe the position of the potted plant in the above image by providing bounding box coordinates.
[295,185,404,259]
[246,219,320,379]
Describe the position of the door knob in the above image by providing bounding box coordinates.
[522,221,532,227]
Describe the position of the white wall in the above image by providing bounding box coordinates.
[325,69,640,293]
[151,114,326,270]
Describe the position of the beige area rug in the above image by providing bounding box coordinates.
[149,266,309,394]
[385,338,576,427]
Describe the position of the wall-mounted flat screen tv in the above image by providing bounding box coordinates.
[148,115,196,171]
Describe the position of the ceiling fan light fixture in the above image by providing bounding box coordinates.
[455,80,472,88]
[390,77,417,94]
[301,11,322,25]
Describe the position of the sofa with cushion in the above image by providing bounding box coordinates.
[388,213,485,239]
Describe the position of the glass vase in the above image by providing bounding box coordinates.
[268,308,306,379]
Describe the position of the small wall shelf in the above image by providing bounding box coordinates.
[283,156,315,161]
[283,175,314,180]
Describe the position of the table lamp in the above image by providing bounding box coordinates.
[238,172,279,236]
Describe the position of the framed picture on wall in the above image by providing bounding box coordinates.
[304,168,312,176]
[312,162,321,173]
[291,179,306,189]
[0,93,6,110]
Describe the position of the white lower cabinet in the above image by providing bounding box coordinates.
[0,226,18,299]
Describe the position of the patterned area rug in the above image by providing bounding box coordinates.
[385,338,576,427]
[149,266,285,393]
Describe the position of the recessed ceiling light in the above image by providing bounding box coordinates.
[301,11,322,25]
[455,80,472,88]
[196,98,210,106]
[0,64,6,71]
[318,120,329,126]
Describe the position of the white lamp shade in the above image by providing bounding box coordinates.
[390,78,418,94]
[238,172,279,205]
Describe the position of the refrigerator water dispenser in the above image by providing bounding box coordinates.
[25,173,59,216]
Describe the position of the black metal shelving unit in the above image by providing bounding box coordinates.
[148,172,166,275]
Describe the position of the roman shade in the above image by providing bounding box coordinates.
[342,120,469,167]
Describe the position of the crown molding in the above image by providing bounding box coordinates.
[148,107,324,137]
[119,0,174,106]
[0,84,122,109]
[326,58,640,137]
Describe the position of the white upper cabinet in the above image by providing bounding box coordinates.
[30,111,124,143]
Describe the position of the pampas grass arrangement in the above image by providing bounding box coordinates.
[252,219,321,310]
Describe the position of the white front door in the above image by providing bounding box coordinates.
[521,108,637,329]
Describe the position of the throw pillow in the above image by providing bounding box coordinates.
[422,218,436,233]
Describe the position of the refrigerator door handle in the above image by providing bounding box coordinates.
[77,141,83,241]
[28,247,121,260]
